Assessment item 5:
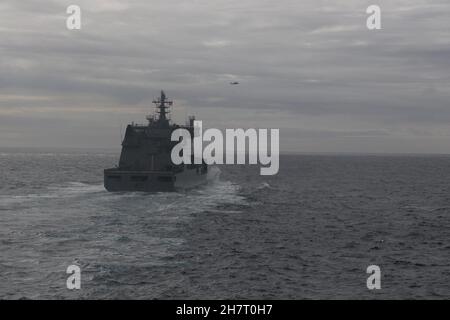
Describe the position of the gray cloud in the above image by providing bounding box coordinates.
[0,0,450,152]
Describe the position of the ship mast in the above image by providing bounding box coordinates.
[151,90,173,126]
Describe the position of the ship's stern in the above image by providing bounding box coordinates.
[104,169,175,192]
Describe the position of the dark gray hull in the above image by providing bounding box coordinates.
[104,167,207,192]
[104,91,207,193]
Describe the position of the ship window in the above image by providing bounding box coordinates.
[131,176,148,182]
[108,175,121,180]
[157,176,172,182]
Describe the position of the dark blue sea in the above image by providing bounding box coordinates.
[0,148,449,299]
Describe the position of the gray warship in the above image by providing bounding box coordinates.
[104,91,207,192]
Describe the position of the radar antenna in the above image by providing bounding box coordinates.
[151,90,173,125]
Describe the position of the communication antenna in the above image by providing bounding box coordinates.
[151,90,173,126]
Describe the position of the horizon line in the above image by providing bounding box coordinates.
[1,146,450,157]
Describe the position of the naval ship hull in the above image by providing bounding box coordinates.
[104,91,207,193]
[104,167,207,192]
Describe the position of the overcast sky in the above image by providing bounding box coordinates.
[0,0,449,153]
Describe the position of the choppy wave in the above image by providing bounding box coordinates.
[2,151,450,299]
[0,166,245,211]
[0,163,250,299]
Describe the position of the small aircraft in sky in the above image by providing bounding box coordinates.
[230,81,240,85]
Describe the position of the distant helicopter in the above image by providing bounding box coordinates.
[230,81,240,85]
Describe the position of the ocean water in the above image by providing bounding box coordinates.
[0,148,449,299]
